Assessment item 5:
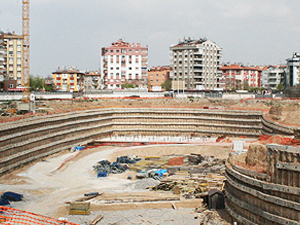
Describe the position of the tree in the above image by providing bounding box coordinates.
[276,83,284,91]
[285,84,300,97]
[161,79,172,91]
[29,75,44,92]
[122,82,136,89]
[242,80,249,90]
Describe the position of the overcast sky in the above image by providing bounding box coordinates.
[1,0,300,77]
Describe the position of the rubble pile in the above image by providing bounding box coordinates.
[150,180,208,196]
[145,154,226,198]
[133,178,160,189]
[94,155,141,177]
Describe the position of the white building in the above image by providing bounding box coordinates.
[261,65,286,91]
[286,52,300,88]
[169,38,222,91]
[101,39,148,90]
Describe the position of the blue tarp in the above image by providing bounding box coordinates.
[155,169,168,177]
[0,195,10,206]
[3,192,23,201]
[97,171,108,177]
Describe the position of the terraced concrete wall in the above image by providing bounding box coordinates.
[0,108,296,175]
[225,144,300,224]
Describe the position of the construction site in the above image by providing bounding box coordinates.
[1,97,300,224]
[1,1,300,224]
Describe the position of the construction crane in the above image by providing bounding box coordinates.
[22,0,30,102]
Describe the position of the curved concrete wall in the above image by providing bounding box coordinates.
[0,108,298,176]
[225,144,300,224]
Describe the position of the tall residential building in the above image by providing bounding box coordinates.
[147,66,171,92]
[0,30,23,87]
[286,52,300,88]
[52,66,84,92]
[261,65,286,91]
[101,39,148,89]
[220,64,262,90]
[169,38,222,91]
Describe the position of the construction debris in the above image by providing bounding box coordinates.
[133,178,160,189]
[93,155,141,177]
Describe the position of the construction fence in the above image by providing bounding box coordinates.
[0,206,78,225]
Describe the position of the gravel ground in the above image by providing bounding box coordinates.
[66,208,201,225]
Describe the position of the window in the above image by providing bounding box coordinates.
[129,67,132,70]
[110,50,113,53]
[10,83,14,88]
[116,50,120,53]
[121,49,126,53]
[135,49,139,53]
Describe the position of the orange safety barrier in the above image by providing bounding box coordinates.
[0,207,79,225]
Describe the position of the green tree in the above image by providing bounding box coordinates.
[29,75,44,92]
[242,80,249,90]
[285,84,300,97]
[161,79,172,91]
[122,82,136,89]
[276,83,284,91]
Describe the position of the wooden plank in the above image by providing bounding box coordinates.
[90,215,104,225]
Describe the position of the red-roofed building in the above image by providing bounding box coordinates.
[84,71,102,91]
[261,65,286,90]
[220,64,263,90]
[100,39,148,90]
[147,66,171,91]
[52,66,84,92]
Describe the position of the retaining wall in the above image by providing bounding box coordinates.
[225,144,300,224]
[0,108,298,176]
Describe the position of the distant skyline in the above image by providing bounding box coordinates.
[1,0,300,77]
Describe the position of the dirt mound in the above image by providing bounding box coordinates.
[269,106,282,120]
[245,143,268,167]
[259,135,292,145]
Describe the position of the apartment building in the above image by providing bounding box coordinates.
[286,52,300,88]
[101,39,148,89]
[84,71,102,91]
[100,39,148,89]
[52,66,84,92]
[0,30,23,88]
[220,64,262,90]
[261,65,285,91]
[169,38,222,91]
[147,66,171,91]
